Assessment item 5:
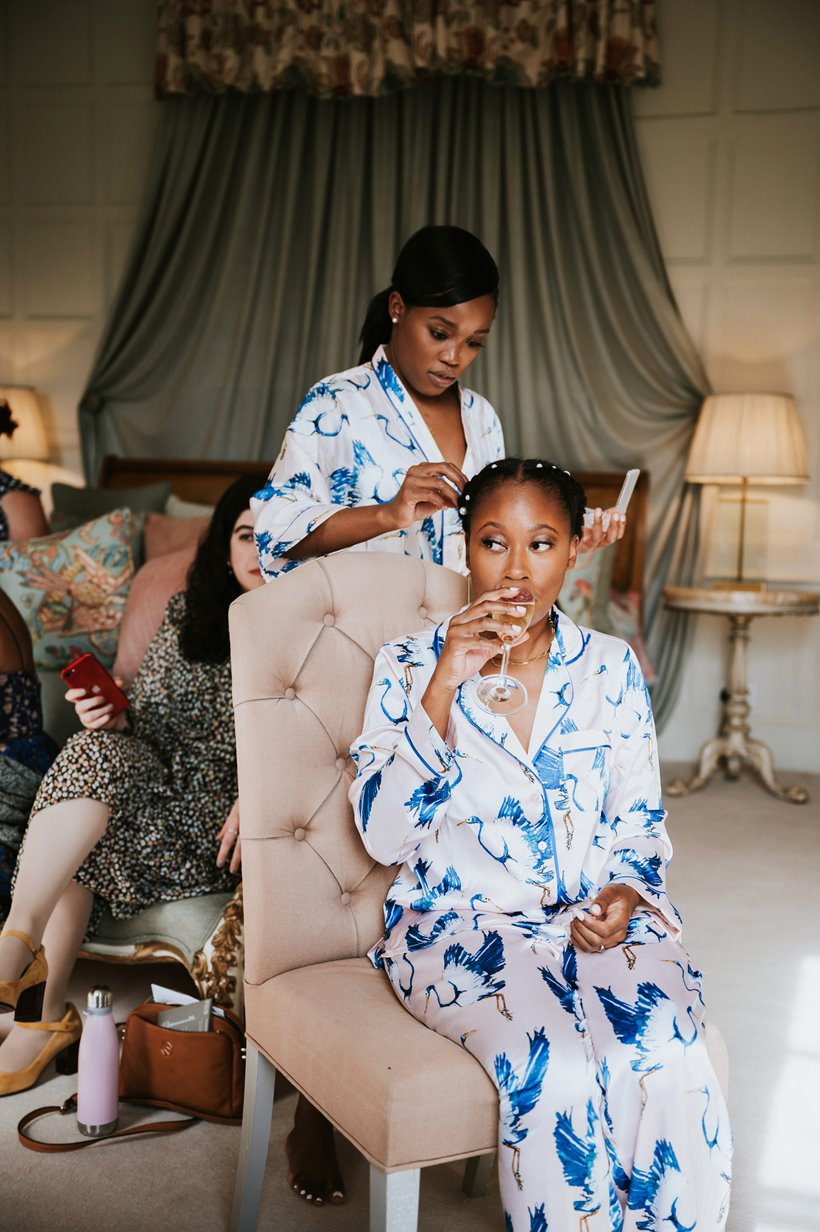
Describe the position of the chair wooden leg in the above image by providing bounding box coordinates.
[230,1040,277,1232]
[462,1151,495,1197]
[370,1165,421,1232]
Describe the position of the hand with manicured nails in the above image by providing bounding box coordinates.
[383,461,468,529]
[580,508,626,553]
[570,884,642,953]
[216,798,242,873]
[66,684,128,733]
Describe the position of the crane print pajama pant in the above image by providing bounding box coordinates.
[381,907,732,1232]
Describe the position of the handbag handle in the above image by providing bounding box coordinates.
[18,1093,197,1153]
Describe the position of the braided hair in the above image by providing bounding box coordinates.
[457,458,586,541]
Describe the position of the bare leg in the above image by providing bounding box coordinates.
[0,798,107,1074]
[0,879,92,1071]
[0,797,108,981]
[285,1094,346,1206]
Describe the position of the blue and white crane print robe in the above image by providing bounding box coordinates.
[251,345,504,579]
[350,612,732,1231]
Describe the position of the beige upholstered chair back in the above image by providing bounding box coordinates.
[230,553,466,988]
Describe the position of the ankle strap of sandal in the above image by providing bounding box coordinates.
[17,1006,78,1035]
[0,930,38,957]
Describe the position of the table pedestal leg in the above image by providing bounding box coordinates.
[666,614,809,805]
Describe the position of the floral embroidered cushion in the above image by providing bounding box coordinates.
[557,541,617,633]
[0,508,142,669]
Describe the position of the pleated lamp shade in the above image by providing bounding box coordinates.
[685,393,809,485]
[0,386,49,462]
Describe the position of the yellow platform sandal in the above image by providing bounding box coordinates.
[0,1003,81,1097]
[0,930,48,1020]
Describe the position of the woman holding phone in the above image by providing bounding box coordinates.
[0,475,266,1094]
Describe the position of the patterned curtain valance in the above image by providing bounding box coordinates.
[155,1,660,99]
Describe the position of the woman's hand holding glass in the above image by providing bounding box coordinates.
[421,588,531,741]
[383,461,467,530]
[569,884,641,953]
[65,683,128,733]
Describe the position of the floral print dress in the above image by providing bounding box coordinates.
[24,592,238,935]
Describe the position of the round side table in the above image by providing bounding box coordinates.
[663,586,820,805]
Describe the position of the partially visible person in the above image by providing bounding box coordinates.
[0,476,266,1093]
[252,225,624,584]
[0,590,59,919]
[0,399,49,542]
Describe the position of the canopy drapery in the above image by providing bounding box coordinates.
[79,76,706,726]
[156,0,660,97]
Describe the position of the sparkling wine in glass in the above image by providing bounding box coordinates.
[475,588,536,716]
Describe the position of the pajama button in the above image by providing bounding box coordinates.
[293,827,306,841]
[538,841,547,851]
[284,687,296,700]
[323,613,335,626]
[335,757,346,770]
[340,892,351,906]
[419,605,428,619]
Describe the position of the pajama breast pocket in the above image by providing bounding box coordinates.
[558,731,612,814]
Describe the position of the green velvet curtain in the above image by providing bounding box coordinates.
[79,77,708,726]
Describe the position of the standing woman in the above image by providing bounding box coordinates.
[254,226,625,1208]
[252,225,624,579]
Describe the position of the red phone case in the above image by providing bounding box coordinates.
[60,653,130,716]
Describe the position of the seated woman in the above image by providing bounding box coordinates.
[350,458,732,1231]
[0,590,59,918]
[0,475,266,1094]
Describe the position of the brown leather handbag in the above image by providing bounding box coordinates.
[118,1001,245,1124]
[18,1001,245,1152]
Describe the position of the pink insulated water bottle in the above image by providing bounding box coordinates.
[77,985,119,1137]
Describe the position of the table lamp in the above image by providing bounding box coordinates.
[684,392,809,587]
[0,385,49,464]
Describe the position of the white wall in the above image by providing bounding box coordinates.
[634,0,820,772]
[0,0,158,476]
[1,0,817,768]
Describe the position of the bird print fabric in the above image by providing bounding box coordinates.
[250,345,504,579]
[350,610,731,1230]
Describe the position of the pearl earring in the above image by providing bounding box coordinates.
[391,316,398,324]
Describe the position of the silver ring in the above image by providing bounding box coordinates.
[599,944,605,953]
[227,827,238,835]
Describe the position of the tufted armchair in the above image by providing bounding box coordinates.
[229,552,502,1231]
[229,551,729,1231]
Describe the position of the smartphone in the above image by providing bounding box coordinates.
[60,652,130,716]
[583,468,641,530]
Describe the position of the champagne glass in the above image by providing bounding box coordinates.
[475,588,536,716]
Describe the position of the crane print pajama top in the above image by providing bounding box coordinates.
[350,611,732,1231]
[250,345,504,579]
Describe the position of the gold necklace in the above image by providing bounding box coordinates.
[490,615,555,668]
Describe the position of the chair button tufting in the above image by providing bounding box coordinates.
[284,687,296,700]
[323,613,335,626]
[418,605,428,619]
[335,757,346,770]
[340,892,351,906]
[293,827,306,842]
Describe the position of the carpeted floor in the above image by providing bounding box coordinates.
[1,764,818,1232]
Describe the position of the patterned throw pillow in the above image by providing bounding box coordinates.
[557,543,617,634]
[0,508,142,669]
